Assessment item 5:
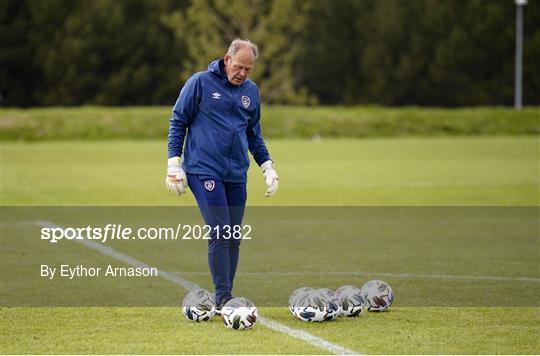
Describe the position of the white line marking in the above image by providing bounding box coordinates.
[169,271,540,283]
[34,221,359,355]
[354,180,537,188]
[258,316,357,355]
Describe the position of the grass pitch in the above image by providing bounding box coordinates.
[1,137,539,354]
[3,307,538,354]
[2,136,538,205]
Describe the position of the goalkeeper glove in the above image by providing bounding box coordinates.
[166,156,188,196]
[261,160,279,198]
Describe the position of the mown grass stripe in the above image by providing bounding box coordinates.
[170,270,540,283]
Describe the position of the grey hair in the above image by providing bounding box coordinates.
[227,38,259,59]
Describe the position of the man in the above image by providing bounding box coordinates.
[166,39,278,309]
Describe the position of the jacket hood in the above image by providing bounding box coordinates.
[208,58,227,78]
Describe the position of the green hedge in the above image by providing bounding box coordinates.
[1,106,538,141]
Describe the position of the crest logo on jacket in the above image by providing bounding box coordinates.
[212,92,221,99]
[204,180,215,191]
[241,96,250,108]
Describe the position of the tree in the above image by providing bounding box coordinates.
[40,0,187,105]
[0,0,78,106]
[296,0,372,105]
[163,0,315,104]
[1,0,539,106]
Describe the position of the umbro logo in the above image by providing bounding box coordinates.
[212,92,221,99]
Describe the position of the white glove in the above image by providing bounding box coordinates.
[261,160,279,198]
[166,156,188,196]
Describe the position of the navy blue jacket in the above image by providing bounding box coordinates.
[168,59,271,183]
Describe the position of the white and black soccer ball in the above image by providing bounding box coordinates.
[335,285,365,317]
[361,279,394,312]
[182,289,216,322]
[221,297,258,330]
[293,289,330,322]
[288,287,313,317]
[317,288,341,320]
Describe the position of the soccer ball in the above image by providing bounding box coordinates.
[293,289,331,322]
[317,288,341,320]
[221,297,258,330]
[335,285,365,317]
[361,279,394,312]
[288,287,313,317]
[181,289,216,322]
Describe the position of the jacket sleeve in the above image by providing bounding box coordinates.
[167,75,202,158]
[247,91,271,166]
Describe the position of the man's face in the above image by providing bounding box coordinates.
[224,47,255,86]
